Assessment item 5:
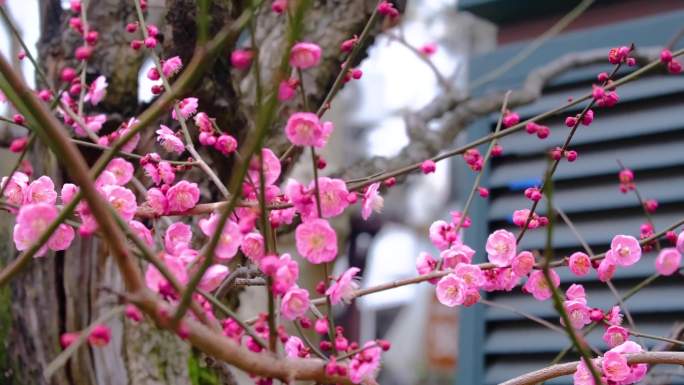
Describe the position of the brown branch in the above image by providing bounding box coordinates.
[342,47,668,184]
[499,352,684,385]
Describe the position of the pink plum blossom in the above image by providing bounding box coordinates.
[316,177,349,218]
[511,251,535,276]
[284,112,333,148]
[13,203,58,257]
[145,254,188,293]
[85,75,107,105]
[429,220,458,250]
[361,183,383,220]
[602,350,630,382]
[162,56,183,77]
[416,252,438,283]
[598,257,617,282]
[158,161,175,185]
[199,213,243,260]
[289,42,322,69]
[655,247,681,276]
[248,148,281,186]
[215,134,237,155]
[486,229,517,267]
[1,171,29,207]
[61,183,78,205]
[166,181,200,212]
[105,158,134,185]
[606,306,624,326]
[285,336,309,358]
[603,325,629,348]
[565,283,586,302]
[88,324,111,347]
[164,222,193,255]
[129,220,154,247]
[569,251,591,276]
[272,253,299,295]
[156,125,185,154]
[241,232,265,263]
[102,185,137,221]
[145,187,168,216]
[454,264,485,288]
[435,273,467,307]
[440,243,475,269]
[573,358,602,385]
[172,97,198,120]
[47,224,75,252]
[278,79,297,101]
[24,176,58,205]
[199,264,229,292]
[523,269,560,301]
[677,231,684,253]
[231,49,253,70]
[280,286,310,320]
[73,114,106,137]
[326,267,360,304]
[563,300,591,329]
[349,341,381,384]
[295,218,337,264]
[607,234,641,266]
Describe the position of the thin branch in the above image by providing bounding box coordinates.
[500,352,684,385]
[45,306,126,379]
[479,298,565,335]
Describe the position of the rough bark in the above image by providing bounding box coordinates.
[6,1,380,384]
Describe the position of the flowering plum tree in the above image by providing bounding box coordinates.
[0,1,683,385]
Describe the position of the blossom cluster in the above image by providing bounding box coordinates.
[2,1,684,383]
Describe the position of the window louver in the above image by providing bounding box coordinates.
[458,9,684,385]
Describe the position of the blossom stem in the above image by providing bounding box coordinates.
[171,0,310,327]
[479,298,565,335]
[542,179,603,385]
[452,91,510,235]
[76,0,90,118]
[516,46,632,243]
[132,0,230,199]
[199,288,268,349]
[278,0,384,162]
[294,321,327,359]
[556,205,641,337]
[388,32,451,91]
[501,352,684,385]
[44,305,126,379]
[617,159,661,251]
[627,329,684,347]
[347,46,684,193]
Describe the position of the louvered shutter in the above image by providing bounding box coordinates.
[456,9,684,385]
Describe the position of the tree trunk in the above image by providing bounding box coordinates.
[4,0,379,384]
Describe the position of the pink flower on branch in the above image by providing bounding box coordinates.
[280,286,310,320]
[284,112,333,148]
[289,42,322,69]
[156,125,185,154]
[486,229,517,267]
[435,273,467,307]
[166,181,200,213]
[326,267,360,305]
[523,269,560,301]
[199,214,243,261]
[295,218,338,264]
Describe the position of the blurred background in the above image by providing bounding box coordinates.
[2,1,684,385]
